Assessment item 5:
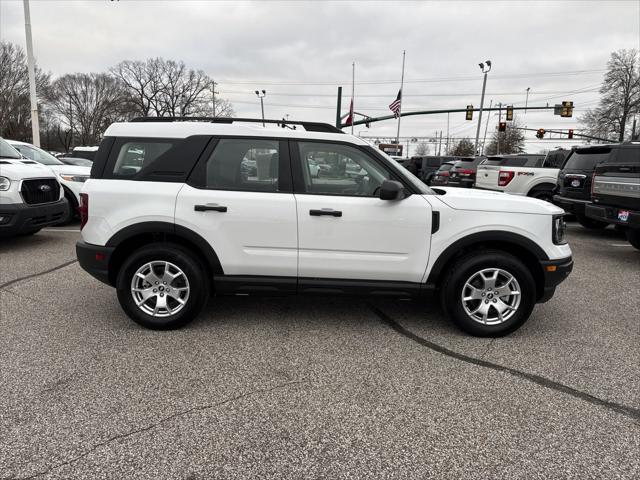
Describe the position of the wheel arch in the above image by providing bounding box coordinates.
[527,181,556,197]
[427,231,548,300]
[105,221,223,286]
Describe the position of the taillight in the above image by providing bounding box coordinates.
[457,169,474,176]
[441,171,450,177]
[79,193,88,230]
[498,170,515,186]
[591,172,597,196]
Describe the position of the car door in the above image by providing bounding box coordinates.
[175,137,298,291]
[292,140,432,285]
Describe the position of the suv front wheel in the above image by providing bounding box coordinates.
[441,250,536,337]
[116,243,210,329]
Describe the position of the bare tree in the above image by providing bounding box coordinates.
[450,138,475,156]
[111,57,234,118]
[414,142,430,156]
[0,41,51,141]
[485,120,525,155]
[48,73,130,146]
[580,49,640,142]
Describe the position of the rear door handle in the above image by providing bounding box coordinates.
[194,204,227,212]
[310,209,342,217]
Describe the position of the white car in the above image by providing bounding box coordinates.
[76,118,572,337]
[0,137,67,237]
[7,140,91,224]
[475,154,562,202]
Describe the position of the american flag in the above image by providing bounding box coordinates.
[389,89,402,117]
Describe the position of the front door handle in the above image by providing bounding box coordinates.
[310,209,342,217]
[195,204,227,212]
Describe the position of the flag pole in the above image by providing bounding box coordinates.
[351,61,355,135]
[395,50,405,147]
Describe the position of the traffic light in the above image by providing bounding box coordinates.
[466,105,473,120]
[498,122,507,132]
[506,105,514,121]
[561,101,574,118]
[536,128,546,139]
[568,129,574,139]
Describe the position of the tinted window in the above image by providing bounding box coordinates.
[615,148,640,165]
[542,152,568,169]
[482,157,529,167]
[563,151,611,170]
[12,143,63,165]
[206,138,279,192]
[113,141,174,176]
[426,158,441,167]
[0,138,21,159]
[437,163,454,172]
[298,142,391,196]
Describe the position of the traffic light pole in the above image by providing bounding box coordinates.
[510,126,615,143]
[474,72,488,155]
[343,105,556,128]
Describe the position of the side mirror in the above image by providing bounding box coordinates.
[379,179,405,200]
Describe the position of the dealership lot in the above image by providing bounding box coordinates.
[0,224,638,479]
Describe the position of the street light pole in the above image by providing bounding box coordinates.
[23,0,40,147]
[474,60,491,156]
[481,99,493,155]
[255,90,266,126]
[525,87,530,114]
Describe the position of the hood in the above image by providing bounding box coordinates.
[46,164,91,175]
[0,159,57,181]
[431,187,564,215]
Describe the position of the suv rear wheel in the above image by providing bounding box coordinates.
[116,243,210,329]
[441,250,536,337]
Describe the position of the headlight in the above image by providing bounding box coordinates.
[59,174,89,183]
[0,176,10,191]
[552,215,567,245]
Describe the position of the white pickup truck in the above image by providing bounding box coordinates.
[475,151,570,202]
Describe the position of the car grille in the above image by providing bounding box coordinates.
[20,179,60,205]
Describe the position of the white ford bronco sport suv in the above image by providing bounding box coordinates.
[76,118,573,336]
[0,137,67,237]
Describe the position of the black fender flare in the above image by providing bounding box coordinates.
[106,221,224,275]
[426,230,549,285]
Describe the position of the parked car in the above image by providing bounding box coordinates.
[475,154,556,202]
[429,161,456,186]
[405,156,455,184]
[0,137,67,237]
[70,146,99,162]
[447,156,483,188]
[7,140,91,224]
[553,147,610,229]
[584,142,640,249]
[59,157,93,167]
[76,117,572,337]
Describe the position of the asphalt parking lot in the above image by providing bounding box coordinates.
[0,222,638,479]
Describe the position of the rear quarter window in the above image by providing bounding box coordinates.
[563,150,612,170]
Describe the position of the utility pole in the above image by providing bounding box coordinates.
[632,115,637,140]
[335,86,342,128]
[497,102,502,155]
[525,87,530,114]
[23,0,40,146]
[481,99,493,155]
[438,131,442,156]
[474,60,491,155]
[211,80,218,117]
[69,97,73,149]
[446,112,450,155]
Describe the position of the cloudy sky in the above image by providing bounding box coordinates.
[1,0,639,154]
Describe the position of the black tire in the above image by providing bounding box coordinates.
[576,214,608,230]
[116,242,210,329]
[625,229,640,250]
[440,250,537,337]
[529,189,553,203]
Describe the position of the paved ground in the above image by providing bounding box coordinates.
[0,222,638,479]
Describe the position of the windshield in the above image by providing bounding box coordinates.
[0,138,22,159]
[564,151,610,170]
[62,157,93,167]
[11,143,63,165]
[371,147,432,194]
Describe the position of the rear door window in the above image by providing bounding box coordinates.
[563,150,612,170]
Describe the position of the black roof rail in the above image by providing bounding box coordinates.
[129,116,344,134]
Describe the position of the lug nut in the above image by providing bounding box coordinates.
[160,293,164,297]
[153,289,157,292]
[492,299,497,303]
[485,300,489,304]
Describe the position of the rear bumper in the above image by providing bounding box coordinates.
[585,204,640,229]
[0,199,67,237]
[537,256,573,303]
[553,195,590,216]
[447,178,475,188]
[76,240,115,285]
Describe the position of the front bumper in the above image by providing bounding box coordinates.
[76,240,115,285]
[553,195,590,216]
[585,204,640,229]
[0,199,67,237]
[537,255,573,303]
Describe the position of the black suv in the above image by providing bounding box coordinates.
[446,156,482,188]
[584,142,640,249]
[553,146,610,229]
